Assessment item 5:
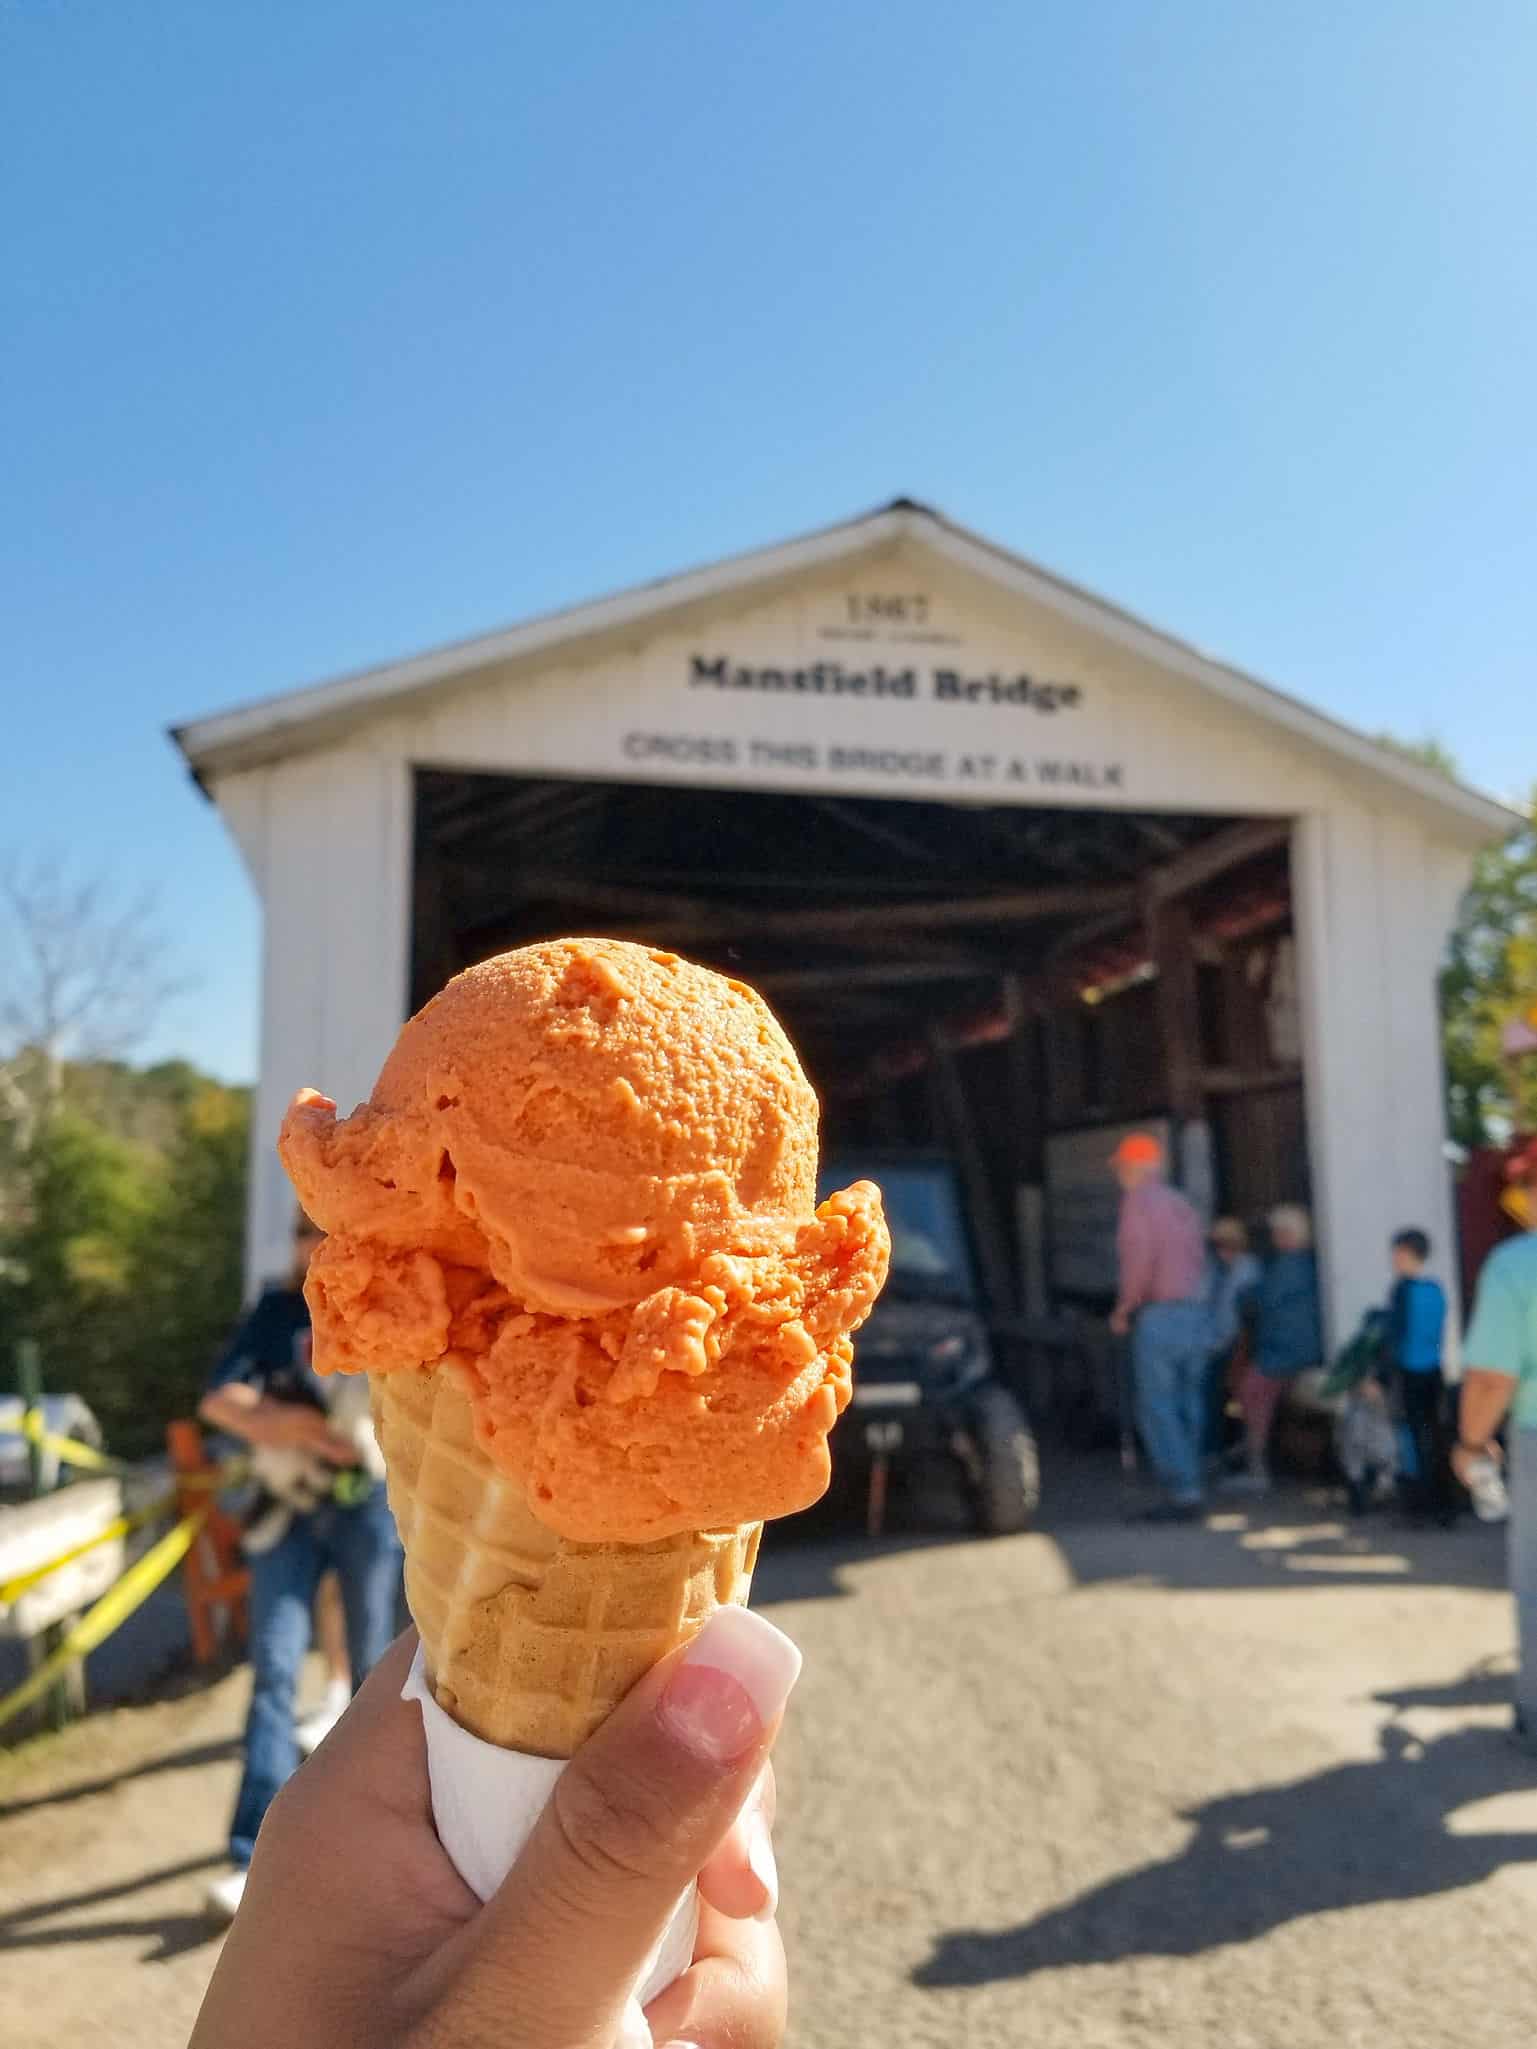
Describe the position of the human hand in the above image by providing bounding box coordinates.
[265,1404,360,1465]
[1109,1306,1131,1340]
[190,1610,797,2049]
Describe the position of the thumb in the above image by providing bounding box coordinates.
[455,1604,801,2047]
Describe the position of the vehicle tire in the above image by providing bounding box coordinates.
[968,1384,1040,1535]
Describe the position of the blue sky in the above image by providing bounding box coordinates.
[4,2,1534,1083]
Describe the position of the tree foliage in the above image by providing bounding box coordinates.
[1374,738,1537,1149]
[1375,733,1461,783]
[0,857,244,1456]
[1442,790,1537,1149]
[128,1079,251,1445]
[0,1065,250,1456]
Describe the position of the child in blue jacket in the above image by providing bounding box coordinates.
[1387,1227,1449,1518]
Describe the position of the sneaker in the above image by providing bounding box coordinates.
[296,1677,352,1757]
[205,1867,248,1924]
[1131,1500,1204,1524]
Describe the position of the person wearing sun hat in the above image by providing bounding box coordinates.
[1109,1131,1210,1522]
[1456,1135,1537,1745]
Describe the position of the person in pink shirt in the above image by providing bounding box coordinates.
[1109,1133,1210,1522]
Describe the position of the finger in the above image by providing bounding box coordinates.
[643,1900,787,2049]
[454,1606,800,2049]
[698,1765,778,1921]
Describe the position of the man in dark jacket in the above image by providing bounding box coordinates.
[198,1213,402,1921]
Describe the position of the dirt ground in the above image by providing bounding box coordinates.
[4,1468,1537,2048]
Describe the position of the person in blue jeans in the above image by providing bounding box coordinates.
[1385,1227,1449,1519]
[1455,1138,1537,1748]
[1109,1132,1211,1523]
[199,1212,403,1921]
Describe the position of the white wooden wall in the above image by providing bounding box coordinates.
[1292,809,1470,1350]
[215,742,411,1291]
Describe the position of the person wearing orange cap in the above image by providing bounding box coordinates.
[1455,1135,1537,1746]
[1109,1132,1210,1522]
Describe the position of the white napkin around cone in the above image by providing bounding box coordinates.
[402,1644,697,2032]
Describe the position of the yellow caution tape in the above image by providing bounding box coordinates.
[0,1509,207,1734]
[0,1492,176,1608]
[0,1452,248,1611]
[16,1411,126,1474]
[11,1411,248,1488]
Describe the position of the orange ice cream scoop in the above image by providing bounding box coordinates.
[279,938,888,1543]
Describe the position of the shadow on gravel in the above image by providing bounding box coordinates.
[0,1737,239,1821]
[754,1528,979,1604]
[753,1457,983,1602]
[915,1719,1537,1988]
[0,1854,225,1964]
[756,1446,1510,1603]
[1041,1446,1509,1597]
[1373,1659,1517,1715]
[1051,1507,1509,1595]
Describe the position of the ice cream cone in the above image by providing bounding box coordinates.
[372,1363,763,1758]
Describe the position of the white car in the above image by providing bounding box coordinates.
[0,1393,106,1495]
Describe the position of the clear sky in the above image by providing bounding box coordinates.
[4,2,1534,1083]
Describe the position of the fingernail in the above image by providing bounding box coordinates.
[747,1806,779,1921]
[657,1607,802,1765]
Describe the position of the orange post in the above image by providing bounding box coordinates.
[167,1420,250,1664]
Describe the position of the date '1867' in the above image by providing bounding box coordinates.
[843,593,930,625]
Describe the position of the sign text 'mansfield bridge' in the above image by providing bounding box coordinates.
[688,654,1082,712]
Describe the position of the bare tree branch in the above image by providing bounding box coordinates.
[0,852,188,1107]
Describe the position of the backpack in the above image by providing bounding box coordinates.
[1319,1307,1389,1400]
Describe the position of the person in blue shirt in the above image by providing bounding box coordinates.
[1227,1205,1323,1495]
[1385,1227,1449,1520]
[198,1211,403,1921]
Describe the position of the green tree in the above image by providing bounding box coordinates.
[123,1081,251,1450]
[1376,732,1461,782]
[1374,739,1537,1149]
[0,1107,158,1445]
[0,1078,250,1456]
[1441,789,1537,1149]
[0,854,241,1453]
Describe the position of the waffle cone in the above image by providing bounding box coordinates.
[371,1366,763,1758]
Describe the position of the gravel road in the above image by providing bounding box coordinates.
[4,1470,1537,2047]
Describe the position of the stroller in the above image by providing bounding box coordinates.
[1321,1309,1397,1515]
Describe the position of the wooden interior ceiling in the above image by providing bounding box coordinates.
[411,769,1287,1090]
